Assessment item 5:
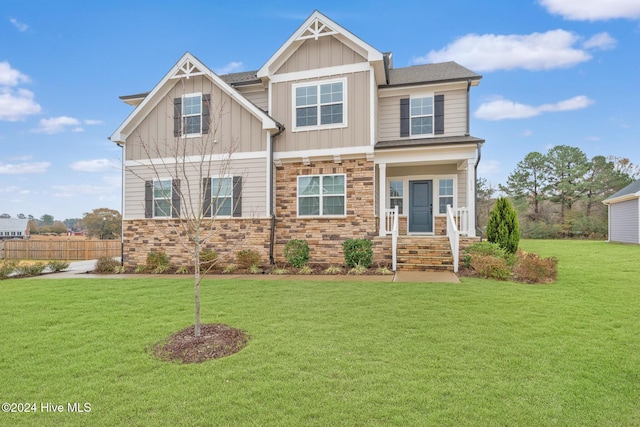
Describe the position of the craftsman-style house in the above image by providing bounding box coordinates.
[110,11,484,271]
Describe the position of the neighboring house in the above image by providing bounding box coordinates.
[603,178,640,244]
[0,218,30,240]
[110,11,484,271]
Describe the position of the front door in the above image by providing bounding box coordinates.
[409,180,433,233]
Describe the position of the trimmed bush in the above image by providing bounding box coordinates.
[95,257,120,274]
[199,249,218,272]
[147,250,170,271]
[468,254,511,281]
[0,260,19,280]
[343,238,373,268]
[47,261,70,272]
[486,197,520,254]
[15,263,47,277]
[236,249,261,269]
[512,251,558,284]
[284,239,309,268]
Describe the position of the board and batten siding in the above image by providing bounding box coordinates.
[378,88,468,141]
[236,86,269,112]
[124,157,267,220]
[271,71,371,152]
[610,199,640,244]
[125,76,266,162]
[275,36,366,75]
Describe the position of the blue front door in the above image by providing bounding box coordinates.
[409,180,433,233]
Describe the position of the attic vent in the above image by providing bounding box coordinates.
[297,18,338,41]
[171,59,205,79]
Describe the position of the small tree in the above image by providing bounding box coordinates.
[486,197,520,254]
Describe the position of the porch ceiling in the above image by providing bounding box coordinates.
[375,135,484,150]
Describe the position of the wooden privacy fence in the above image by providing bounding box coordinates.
[1,239,120,260]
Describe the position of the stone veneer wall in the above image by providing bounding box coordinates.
[274,158,390,265]
[123,218,271,268]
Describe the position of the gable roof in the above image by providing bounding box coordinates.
[257,10,386,84]
[110,52,279,144]
[384,62,482,87]
[0,218,29,233]
[603,178,640,204]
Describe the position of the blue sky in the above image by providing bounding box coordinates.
[1,0,639,220]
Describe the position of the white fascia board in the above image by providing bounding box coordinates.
[378,81,469,97]
[257,10,383,79]
[110,53,278,144]
[374,144,477,165]
[269,61,371,84]
[273,146,374,163]
[124,150,268,168]
[602,192,640,205]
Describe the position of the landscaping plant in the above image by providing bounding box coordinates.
[342,238,373,268]
[486,197,520,254]
[284,239,309,268]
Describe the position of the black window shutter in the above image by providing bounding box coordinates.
[400,98,410,137]
[171,179,181,218]
[202,178,212,217]
[144,181,153,218]
[202,94,211,134]
[173,98,182,137]
[233,176,242,218]
[434,94,445,135]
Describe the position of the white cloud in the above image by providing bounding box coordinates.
[83,119,103,125]
[583,32,617,50]
[70,159,119,172]
[540,0,640,21]
[32,116,82,134]
[214,61,244,75]
[10,154,33,161]
[478,160,501,177]
[474,95,594,120]
[0,161,51,174]
[0,88,41,121]
[0,185,20,193]
[51,184,114,197]
[415,30,595,72]
[9,18,29,32]
[0,61,30,86]
[523,129,534,137]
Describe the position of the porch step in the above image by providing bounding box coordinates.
[396,237,454,272]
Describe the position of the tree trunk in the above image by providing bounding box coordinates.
[194,236,201,337]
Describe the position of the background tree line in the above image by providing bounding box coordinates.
[479,145,639,239]
[2,209,121,239]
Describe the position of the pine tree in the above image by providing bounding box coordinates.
[486,197,520,254]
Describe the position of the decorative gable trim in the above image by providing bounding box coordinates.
[297,17,339,41]
[170,58,205,79]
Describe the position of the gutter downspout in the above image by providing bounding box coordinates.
[269,123,285,265]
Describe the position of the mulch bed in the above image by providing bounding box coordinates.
[153,323,248,364]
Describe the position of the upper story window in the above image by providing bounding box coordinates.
[293,79,346,131]
[297,174,346,216]
[173,93,210,138]
[411,97,433,136]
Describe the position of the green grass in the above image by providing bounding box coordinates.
[1,240,639,426]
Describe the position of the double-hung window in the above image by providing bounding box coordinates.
[389,180,404,214]
[298,174,346,216]
[183,93,202,136]
[438,178,454,214]
[154,179,173,218]
[411,96,433,136]
[210,177,233,217]
[294,79,345,130]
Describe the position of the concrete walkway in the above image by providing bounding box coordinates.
[35,261,460,283]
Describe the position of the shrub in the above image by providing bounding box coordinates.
[284,239,309,268]
[324,265,343,275]
[47,261,70,272]
[199,249,218,273]
[176,266,190,274]
[342,238,373,268]
[0,260,19,280]
[512,250,558,284]
[463,241,510,267]
[95,257,120,274]
[223,264,237,274]
[486,197,520,254]
[114,265,127,274]
[147,250,170,271]
[271,267,288,275]
[348,264,368,275]
[298,265,314,275]
[248,265,262,274]
[467,254,511,281]
[134,265,147,274]
[376,265,394,275]
[236,249,261,269]
[15,262,47,277]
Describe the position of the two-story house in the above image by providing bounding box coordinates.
[110,11,483,271]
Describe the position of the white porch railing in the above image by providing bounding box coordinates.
[383,206,399,271]
[453,207,470,236]
[446,205,460,273]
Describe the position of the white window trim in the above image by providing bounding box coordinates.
[209,175,233,218]
[437,177,456,215]
[385,174,457,217]
[297,173,347,217]
[153,178,173,218]
[182,92,203,138]
[410,92,434,139]
[292,78,348,132]
[389,179,404,215]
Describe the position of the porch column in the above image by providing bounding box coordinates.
[378,163,387,236]
[467,158,476,237]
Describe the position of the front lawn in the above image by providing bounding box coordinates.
[1,240,638,426]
